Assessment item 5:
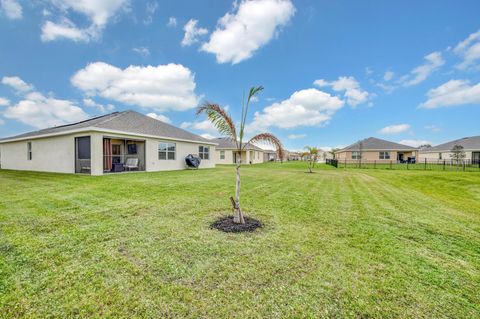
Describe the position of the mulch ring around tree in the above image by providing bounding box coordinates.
[211,215,263,233]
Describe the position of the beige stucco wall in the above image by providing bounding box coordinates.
[335,150,418,162]
[214,149,265,165]
[0,131,215,175]
[0,132,94,174]
[90,132,215,175]
[418,151,475,161]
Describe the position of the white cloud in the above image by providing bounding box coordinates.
[453,29,480,70]
[83,98,114,113]
[71,62,200,112]
[378,123,410,134]
[247,88,344,132]
[314,76,371,107]
[181,19,208,46]
[383,71,394,81]
[420,79,480,109]
[424,124,441,133]
[365,67,373,77]
[399,140,432,148]
[144,1,158,24]
[4,92,88,129]
[200,133,215,140]
[41,19,95,42]
[167,17,177,27]
[41,0,129,42]
[400,51,444,86]
[1,0,22,20]
[0,118,4,125]
[0,97,9,106]
[132,46,150,56]
[287,133,306,139]
[180,120,217,134]
[1,76,33,93]
[146,112,171,124]
[201,0,295,64]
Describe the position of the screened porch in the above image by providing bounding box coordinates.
[103,137,146,173]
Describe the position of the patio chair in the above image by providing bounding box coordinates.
[124,158,139,171]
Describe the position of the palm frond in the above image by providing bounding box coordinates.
[196,102,237,143]
[247,86,264,104]
[247,133,284,159]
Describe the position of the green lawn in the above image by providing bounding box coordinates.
[1,162,479,318]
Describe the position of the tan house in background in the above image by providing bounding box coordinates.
[418,136,480,163]
[213,137,265,164]
[335,137,418,163]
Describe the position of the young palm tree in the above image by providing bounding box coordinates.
[196,86,283,224]
[304,146,319,173]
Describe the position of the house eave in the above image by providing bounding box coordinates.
[0,127,218,146]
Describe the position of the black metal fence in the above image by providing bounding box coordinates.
[326,158,480,172]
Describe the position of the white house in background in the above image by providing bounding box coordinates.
[418,136,480,163]
[213,137,265,164]
[0,110,216,175]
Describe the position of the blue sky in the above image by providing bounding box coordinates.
[0,0,479,150]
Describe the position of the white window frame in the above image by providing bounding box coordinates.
[439,152,442,160]
[379,151,390,160]
[199,146,209,160]
[27,142,32,161]
[220,150,225,160]
[158,142,176,160]
[352,151,361,160]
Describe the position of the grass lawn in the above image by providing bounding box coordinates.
[0,162,479,318]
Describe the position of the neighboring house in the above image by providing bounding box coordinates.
[0,110,216,175]
[335,137,418,162]
[418,136,480,163]
[284,150,301,161]
[263,149,278,162]
[213,137,265,164]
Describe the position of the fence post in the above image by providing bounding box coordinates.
[390,160,392,170]
[424,158,427,170]
[374,160,376,169]
[407,161,409,170]
[345,158,347,168]
[443,160,445,171]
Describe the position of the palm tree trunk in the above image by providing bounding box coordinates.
[233,152,245,224]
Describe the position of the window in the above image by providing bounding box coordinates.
[379,151,390,160]
[438,152,442,160]
[199,146,209,160]
[159,142,176,160]
[352,151,361,160]
[76,136,91,159]
[220,150,225,160]
[27,142,32,160]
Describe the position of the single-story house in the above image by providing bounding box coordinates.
[263,149,278,162]
[213,137,265,164]
[418,136,480,163]
[335,137,418,162]
[0,110,216,175]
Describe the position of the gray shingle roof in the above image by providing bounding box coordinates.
[0,110,214,144]
[339,137,416,151]
[213,137,264,151]
[426,136,480,152]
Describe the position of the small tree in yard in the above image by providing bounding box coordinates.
[197,86,283,225]
[304,146,319,173]
[450,144,466,167]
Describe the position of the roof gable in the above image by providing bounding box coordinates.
[213,137,264,151]
[0,110,213,144]
[427,136,480,151]
[339,137,416,151]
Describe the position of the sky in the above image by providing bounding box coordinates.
[0,0,479,151]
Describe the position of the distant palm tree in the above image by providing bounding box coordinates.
[304,146,319,173]
[197,86,283,224]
